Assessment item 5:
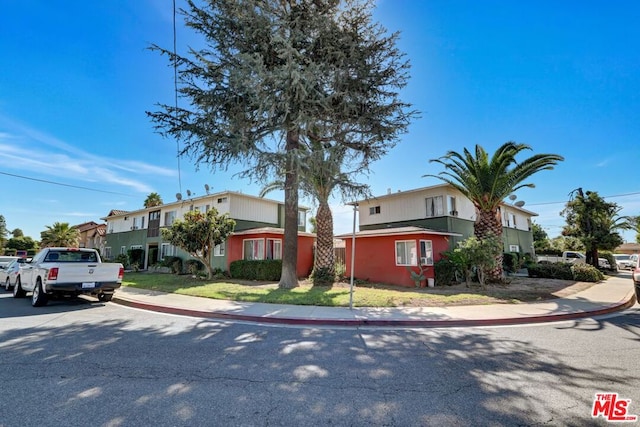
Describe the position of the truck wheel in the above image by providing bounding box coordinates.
[98,293,113,302]
[12,278,25,298]
[31,279,48,307]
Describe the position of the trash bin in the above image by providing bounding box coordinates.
[427,278,435,288]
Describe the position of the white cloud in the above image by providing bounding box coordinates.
[0,115,174,194]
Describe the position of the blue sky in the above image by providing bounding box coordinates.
[1,0,639,243]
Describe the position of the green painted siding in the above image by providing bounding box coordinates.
[361,217,533,253]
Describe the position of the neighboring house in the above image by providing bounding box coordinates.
[336,226,461,287]
[72,221,107,254]
[102,191,313,276]
[615,243,640,255]
[355,184,537,255]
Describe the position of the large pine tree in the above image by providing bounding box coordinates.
[148,0,415,288]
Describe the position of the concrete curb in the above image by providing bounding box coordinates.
[112,290,637,328]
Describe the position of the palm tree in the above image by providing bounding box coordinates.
[261,143,368,286]
[40,222,80,247]
[144,192,163,208]
[426,142,564,281]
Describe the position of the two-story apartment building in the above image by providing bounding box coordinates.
[356,184,536,253]
[102,191,315,277]
[336,184,538,287]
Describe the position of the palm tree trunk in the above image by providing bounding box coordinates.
[475,208,504,282]
[312,200,335,286]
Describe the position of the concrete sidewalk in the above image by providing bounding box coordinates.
[112,275,638,327]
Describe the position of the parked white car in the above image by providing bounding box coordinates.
[612,254,634,270]
[0,259,26,291]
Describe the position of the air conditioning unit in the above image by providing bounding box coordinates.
[449,210,458,216]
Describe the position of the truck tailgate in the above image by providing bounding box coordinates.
[49,263,122,284]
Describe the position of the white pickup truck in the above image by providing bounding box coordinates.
[536,251,586,264]
[13,247,124,307]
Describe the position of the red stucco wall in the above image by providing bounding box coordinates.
[227,232,315,278]
[343,233,451,287]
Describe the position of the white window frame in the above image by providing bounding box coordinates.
[448,196,457,216]
[214,243,225,257]
[369,206,381,215]
[160,243,177,259]
[217,197,228,204]
[243,239,265,260]
[164,210,177,227]
[131,245,143,250]
[395,240,417,266]
[120,246,127,255]
[509,245,520,253]
[266,238,282,260]
[426,196,444,217]
[298,210,306,227]
[104,247,112,259]
[419,240,434,266]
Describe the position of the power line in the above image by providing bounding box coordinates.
[0,171,137,197]
[173,0,182,194]
[528,191,640,206]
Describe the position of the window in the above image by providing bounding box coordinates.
[141,216,145,229]
[266,239,282,260]
[132,217,138,230]
[369,206,381,215]
[120,246,127,255]
[243,239,265,260]
[509,245,520,253]
[298,210,306,227]
[426,196,444,217]
[419,240,433,265]
[395,240,417,266]
[160,243,176,259]
[214,243,225,257]
[131,245,142,250]
[164,211,177,226]
[448,196,457,216]
[104,247,112,259]
[217,197,228,204]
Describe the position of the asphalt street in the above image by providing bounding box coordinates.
[1,291,639,426]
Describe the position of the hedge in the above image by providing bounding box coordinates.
[230,259,282,281]
[527,262,604,282]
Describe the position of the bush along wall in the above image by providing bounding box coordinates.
[527,263,604,282]
[230,259,282,281]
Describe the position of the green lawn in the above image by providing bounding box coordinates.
[122,272,505,307]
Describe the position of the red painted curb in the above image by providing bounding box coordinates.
[112,293,637,328]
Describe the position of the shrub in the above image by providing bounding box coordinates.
[311,266,335,287]
[185,259,205,275]
[162,256,183,274]
[503,252,518,273]
[528,262,604,282]
[434,258,458,286]
[527,263,573,280]
[571,263,604,282]
[335,260,346,279]
[229,259,282,281]
[128,248,145,266]
[115,254,129,268]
